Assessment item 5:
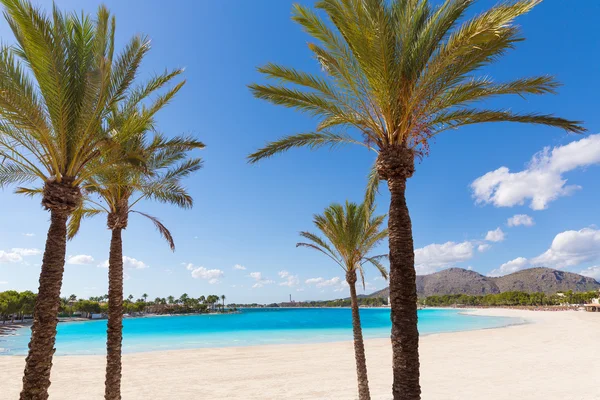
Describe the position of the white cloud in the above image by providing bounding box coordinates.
[507,214,535,227]
[579,266,600,280]
[0,281,7,284]
[123,256,149,269]
[279,273,299,287]
[249,272,263,280]
[99,256,149,269]
[249,271,274,288]
[278,270,290,278]
[252,280,274,288]
[531,228,600,268]
[185,263,224,283]
[488,257,529,277]
[471,134,600,210]
[233,264,246,271]
[22,233,35,237]
[305,276,343,288]
[67,255,95,265]
[0,247,41,263]
[485,228,505,243]
[478,244,491,253]
[0,251,23,263]
[414,241,474,274]
[11,248,41,256]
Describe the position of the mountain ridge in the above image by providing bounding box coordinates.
[368,267,600,298]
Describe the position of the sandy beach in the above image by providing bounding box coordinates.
[1,309,598,400]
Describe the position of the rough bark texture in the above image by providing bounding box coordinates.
[21,179,80,400]
[347,271,371,400]
[105,210,126,400]
[377,147,421,400]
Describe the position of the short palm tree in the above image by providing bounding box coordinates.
[68,101,203,399]
[248,1,584,398]
[298,186,387,400]
[0,1,156,397]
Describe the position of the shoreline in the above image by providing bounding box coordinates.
[0,309,598,399]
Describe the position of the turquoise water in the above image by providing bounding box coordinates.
[0,308,518,355]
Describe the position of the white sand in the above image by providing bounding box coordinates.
[1,309,599,399]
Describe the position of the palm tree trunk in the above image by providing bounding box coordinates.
[20,210,69,400]
[387,176,421,400]
[105,228,124,400]
[348,272,371,400]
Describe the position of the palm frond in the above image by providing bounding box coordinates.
[431,109,585,134]
[67,206,104,240]
[248,132,369,163]
[132,210,174,251]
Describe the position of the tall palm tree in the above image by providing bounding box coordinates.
[221,294,226,311]
[247,1,584,398]
[0,1,154,397]
[297,186,387,400]
[68,104,203,400]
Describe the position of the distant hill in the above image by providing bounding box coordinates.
[368,267,600,298]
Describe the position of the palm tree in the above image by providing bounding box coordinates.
[297,186,387,400]
[68,107,202,400]
[247,1,584,398]
[142,293,148,302]
[167,296,175,305]
[0,2,153,397]
[221,294,226,311]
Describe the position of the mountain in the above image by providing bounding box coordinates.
[493,267,600,294]
[367,267,600,298]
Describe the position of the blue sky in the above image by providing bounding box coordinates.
[0,0,599,303]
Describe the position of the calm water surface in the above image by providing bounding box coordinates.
[0,308,518,355]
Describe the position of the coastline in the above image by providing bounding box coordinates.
[1,308,598,399]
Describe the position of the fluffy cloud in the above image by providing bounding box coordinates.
[485,228,505,243]
[279,271,299,287]
[488,257,529,277]
[531,228,600,268]
[249,271,274,288]
[99,256,149,269]
[233,264,246,271]
[579,266,600,280]
[11,248,41,256]
[507,214,534,227]
[305,276,345,288]
[477,244,491,253]
[414,241,474,274]
[0,251,24,263]
[0,248,41,263]
[123,256,149,269]
[471,134,600,210]
[185,263,223,283]
[67,255,95,265]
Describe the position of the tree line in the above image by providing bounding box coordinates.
[1,291,232,322]
[419,290,600,307]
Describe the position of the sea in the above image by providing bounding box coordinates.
[0,308,519,355]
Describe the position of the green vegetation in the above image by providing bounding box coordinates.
[0,290,36,323]
[1,291,235,323]
[248,1,584,398]
[420,290,600,307]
